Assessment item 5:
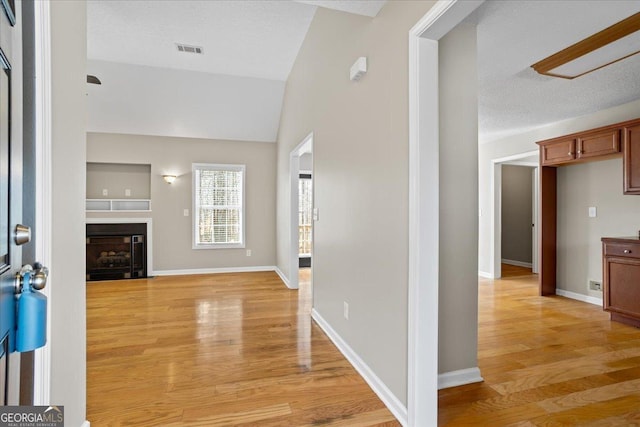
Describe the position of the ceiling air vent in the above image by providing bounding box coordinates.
[176,43,203,54]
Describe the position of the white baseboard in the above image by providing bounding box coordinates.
[438,367,483,390]
[502,259,532,268]
[478,270,493,279]
[274,266,292,288]
[311,309,407,426]
[80,421,90,427]
[153,266,276,276]
[555,289,602,306]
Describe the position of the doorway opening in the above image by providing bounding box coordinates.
[288,133,313,291]
[298,170,312,268]
[501,164,537,275]
[490,150,540,280]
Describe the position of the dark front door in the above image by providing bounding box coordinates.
[0,0,25,406]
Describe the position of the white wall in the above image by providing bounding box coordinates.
[479,98,640,286]
[558,159,640,297]
[50,1,87,424]
[299,152,312,171]
[86,163,151,199]
[501,165,533,264]
[87,133,277,272]
[438,23,479,375]
[276,1,436,405]
[87,60,285,142]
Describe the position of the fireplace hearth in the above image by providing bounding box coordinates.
[86,223,147,281]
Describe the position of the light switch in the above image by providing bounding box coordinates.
[588,206,597,218]
[183,209,189,217]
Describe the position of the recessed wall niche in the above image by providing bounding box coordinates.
[86,162,151,199]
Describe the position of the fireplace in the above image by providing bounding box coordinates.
[86,223,147,281]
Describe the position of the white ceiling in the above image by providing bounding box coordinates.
[86,0,386,142]
[87,0,385,82]
[89,1,640,145]
[296,0,386,18]
[87,60,286,142]
[476,1,640,143]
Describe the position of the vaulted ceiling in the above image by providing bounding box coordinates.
[86,0,386,141]
[87,0,385,81]
[87,0,640,144]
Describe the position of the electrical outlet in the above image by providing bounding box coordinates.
[589,280,602,291]
[343,301,349,320]
[246,249,252,257]
[102,189,108,196]
[183,209,189,217]
[125,189,131,197]
[588,206,597,218]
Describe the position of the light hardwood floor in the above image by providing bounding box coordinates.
[87,269,399,426]
[439,265,640,426]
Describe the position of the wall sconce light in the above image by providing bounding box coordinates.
[163,175,177,184]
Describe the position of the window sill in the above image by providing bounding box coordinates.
[192,243,245,250]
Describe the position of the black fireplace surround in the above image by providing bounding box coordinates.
[86,223,147,281]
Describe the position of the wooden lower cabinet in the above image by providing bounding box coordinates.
[602,238,640,327]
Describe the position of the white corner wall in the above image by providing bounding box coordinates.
[438,22,479,376]
[50,1,87,425]
[275,1,436,408]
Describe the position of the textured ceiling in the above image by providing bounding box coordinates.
[476,0,640,143]
[87,0,386,82]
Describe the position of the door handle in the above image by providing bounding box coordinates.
[14,263,49,294]
[31,263,49,290]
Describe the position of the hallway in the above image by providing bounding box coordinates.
[86,270,398,426]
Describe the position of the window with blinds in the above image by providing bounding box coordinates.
[192,163,245,248]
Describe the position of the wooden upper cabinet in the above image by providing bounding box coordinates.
[537,124,624,167]
[577,128,620,160]
[623,121,640,194]
[540,138,575,166]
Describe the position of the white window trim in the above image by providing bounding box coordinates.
[192,163,246,249]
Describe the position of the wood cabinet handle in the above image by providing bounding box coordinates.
[624,249,632,254]
[577,150,582,154]
[568,152,572,155]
